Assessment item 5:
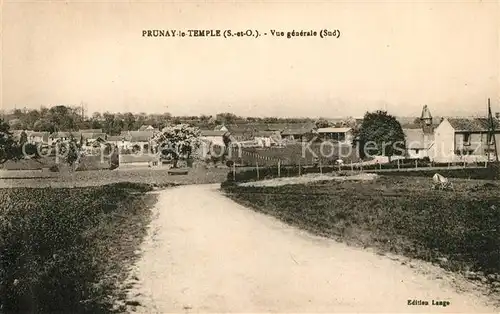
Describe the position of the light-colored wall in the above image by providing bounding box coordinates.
[431,119,455,162]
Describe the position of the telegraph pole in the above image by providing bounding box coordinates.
[487,98,499,162]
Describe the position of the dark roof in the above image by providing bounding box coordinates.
[281,122,316,135]
[49,132,81,139]
[82,133,107,140]
[447,118,500,132]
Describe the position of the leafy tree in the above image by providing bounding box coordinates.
[0,119,23,163]
[155,124,201,168]
[315,118,331,129]
[354,110,406,160]
[64,135,80,167]
[19,131,28,146]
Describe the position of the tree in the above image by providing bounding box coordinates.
[0,119,23,163]
[64,135,80,168]
[354,110,406,161]
[315,118,331,129]
[154,124,201,168]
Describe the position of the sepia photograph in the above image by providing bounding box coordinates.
[1,0,500,313]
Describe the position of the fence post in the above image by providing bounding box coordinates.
[319,159,323,174]
[278,159,281,177]
[397,158,400,170]
[415,159,418,169]
[232,162,236,181]
[379,161,382,170]
[256,161,260,180]
[350,161,354,172]
[299,159,301,176]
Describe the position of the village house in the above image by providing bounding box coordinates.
[107,135,129,150]
[28,132,50,145]
[120,131,155,153]
[402,105,437,159]
[48,132,82,146]
[254,130,281,147]
[138,125,159,132]
[81,132,107,147]
[432,117,500,162]
[281,122,316,142]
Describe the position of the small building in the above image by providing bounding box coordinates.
[107,135,130,150]
[316,127,353,144]
[402,105,436,159]
[432,117,500,162]
[125,131,155,153]
[48,132,82,146]
[254,130,280,147]
[28,132,50,145]
[81,132,107,147]
[138,125,159,132]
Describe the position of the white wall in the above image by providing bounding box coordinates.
[431,119,455,162]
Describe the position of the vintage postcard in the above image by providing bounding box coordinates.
[1,0,499,313]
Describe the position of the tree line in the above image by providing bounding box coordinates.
[1,106,314,135]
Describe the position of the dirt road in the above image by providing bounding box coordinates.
[125,184,498,313]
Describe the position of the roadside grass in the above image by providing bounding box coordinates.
[222,176,500,289]
[0,182,157,313]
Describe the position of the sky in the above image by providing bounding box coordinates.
[2,0,499,118]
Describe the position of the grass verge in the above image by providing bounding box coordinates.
[222,176,500,292]
[0,182,157,313]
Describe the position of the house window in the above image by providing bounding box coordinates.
[463,133,471,145]
[338,133,346,141]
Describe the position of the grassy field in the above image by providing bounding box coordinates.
[0,182,157,313]
[0,167,229,188]
[230,143,361,167]
[222,176,500,292]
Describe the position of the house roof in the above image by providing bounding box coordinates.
[49,132,81,139]
[107,135,127,142]
[29,131,49,137]
[281,122,316,136]
[316,127,351,133]
[254,130,277,137]
[138,125,157,131]
[447,118,500,132]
